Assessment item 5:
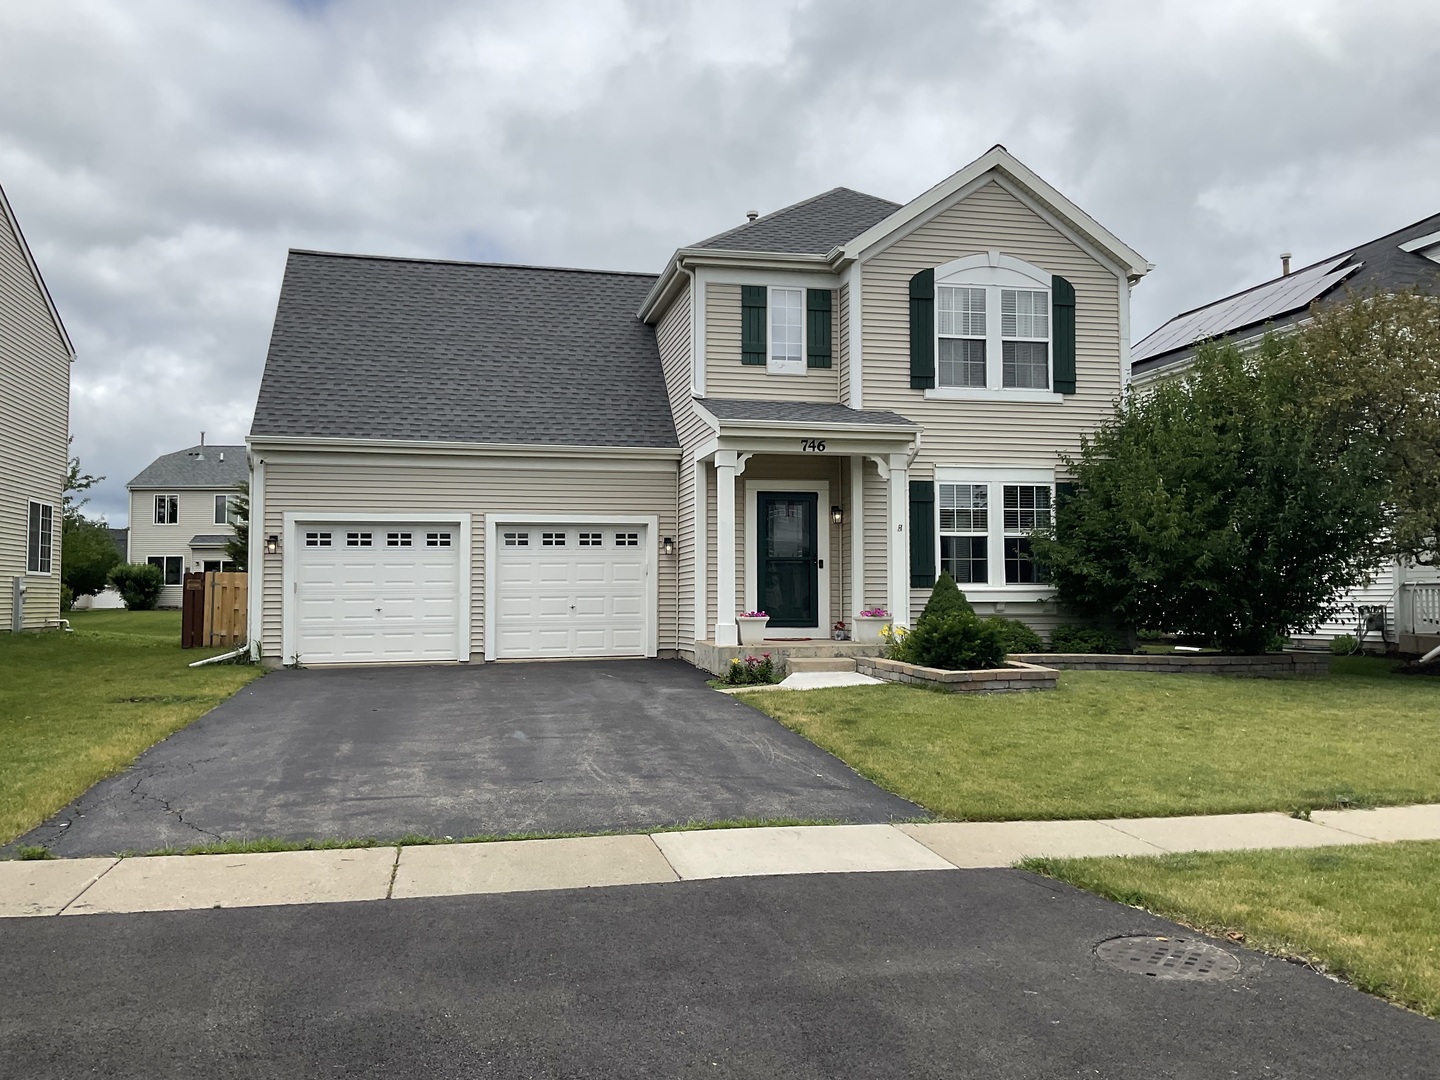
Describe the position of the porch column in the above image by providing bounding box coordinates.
[694,459,708,646]
[849,455,865,618]
[713,450,739,646]
[886,452,910,627]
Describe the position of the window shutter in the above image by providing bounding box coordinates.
[806,289,832,368]
[909,269,935,389]
[1051,275,1076,394]
[909,479,936,588]
[741,285,767,365]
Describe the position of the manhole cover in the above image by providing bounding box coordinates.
[1095,935,1241,981]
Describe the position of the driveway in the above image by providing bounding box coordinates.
[18,660,921,857]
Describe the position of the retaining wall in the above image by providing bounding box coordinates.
[1009,652,1330,678]
[855,657,1058,693]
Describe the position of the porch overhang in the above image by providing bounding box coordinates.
[692,398,920,461]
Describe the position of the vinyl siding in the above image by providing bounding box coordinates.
[862,464,889,613]
[0,195,69,630]
[704,283,841,403]
[258,452,679,661]
[836,282,851,406]
[1292,561,1440,646]
[127,488,240,607]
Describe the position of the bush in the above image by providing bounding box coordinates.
[917,572,974,623]
[987,617,1043,653]
[1330,634,1358,656]
[900,612,1007,670]
[60,584,74,612]
[61,515,120,598]
[1050,625,1125,654]
[724,653,777,685]
[108,562,164,611]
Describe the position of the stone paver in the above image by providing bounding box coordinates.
[1311,804,1440,841]
[393,835,677,898]
[1100,812,1375,853]
[0,858,118,917]
[62,848,396,915]
[899,820,1166,867]
[652,824,955,880]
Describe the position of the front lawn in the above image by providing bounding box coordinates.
[0,610,261,845]
[742,657,1440,820]
[1025,841,1440,1018]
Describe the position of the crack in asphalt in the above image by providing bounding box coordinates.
[128,771,223,843]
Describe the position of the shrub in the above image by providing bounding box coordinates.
[61,515,120,598]
[1050,625,1124,654]
[60,584,74,612]
[1330,634,1359,656]
[917,572,974,623]
[987,617,1043,654]
[901,612,1007,670]
[724,653,777,685]
[108,562,165,611]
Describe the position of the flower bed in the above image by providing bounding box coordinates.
[855,656,1058,693]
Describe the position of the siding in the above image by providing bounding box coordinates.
[127,488,240,607]
[704,283,841,403]
[1292,561,1440,646]
[836,282,850,405]
[862,463,889,613]
[0,193,69,630]
[258,452,679,661]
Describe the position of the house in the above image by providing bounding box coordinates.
[246,145,1151,669]
[0,182,73,632]
[126,443,247,608]
[1132,213,1440,653]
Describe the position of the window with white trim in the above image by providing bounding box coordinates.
[1001,290,1050,389]
[937,287,986,388]
[541,532,566,547]
[27,501,53,574]
[615,532,639,547]
[1002,485,1051,584]
[386,532,413,547]
[932,254,1053,395]
[578,532,602,546]
[154,494,178,525]
[938,484,988,584]
[147,555,183,586]
[304,531,332,547]
[502,531,528,547]
[768,287,805,375]
[213,494,234,525]
[427,532,452,547]
[934,473,1054,588]
[346,532,372,547]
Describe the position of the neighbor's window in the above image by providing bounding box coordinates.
[937,287,987,388]
[938,484,987,584]
[1002,484,1052,584]
[154,494,178,525]
[27,501,53,574]
[147,555,183,586]
[768,287,804,374]
[214,494,234,525]
[1001,289,1050,389]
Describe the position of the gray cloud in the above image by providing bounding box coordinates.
[3,0,1436,523]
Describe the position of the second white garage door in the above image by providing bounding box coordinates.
[493,523,649,659]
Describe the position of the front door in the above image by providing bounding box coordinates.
[757,492,819,629]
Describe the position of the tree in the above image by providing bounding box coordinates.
[1033,341,1390,653]
[224,480,249,572]
[108,563,164,611]
[62,516,120,597]
[63,437,103,526]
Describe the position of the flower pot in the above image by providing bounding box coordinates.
[736,616,770,645]
[853,615,890,645]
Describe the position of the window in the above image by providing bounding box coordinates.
[768,287,804,375]
[502,531,528,547]
[938,484,987,584]
[578,532,602,546]
[937,287,987,388]
[147,555,183,586]
[615,532,639,547]
[154,494,178,525]
[1001,289,1050,389]
[346,532,373,547]
[213,494,234,525]
[1002,485,1052,584]
[26,501,53,574]
[427,532,452,547]
[305,531,332,547]
[386,532,413,547]
[930,255,1054,396]
[202,560,236,573]
[541,532,566,547]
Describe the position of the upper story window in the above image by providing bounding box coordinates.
[768,287,804,375]
[213,494,235,525]
[738,284,831,375]
[27,501,53,574]
[154,494,178,525]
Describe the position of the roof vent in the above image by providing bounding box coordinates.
[1280,252,1292,277]
[219,452,225,462]
[745,210,759,222]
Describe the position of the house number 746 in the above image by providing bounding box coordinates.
[800,439,827,452]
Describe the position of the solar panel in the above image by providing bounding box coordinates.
[1134,255,1362,362]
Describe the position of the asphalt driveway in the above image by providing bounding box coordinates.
[17,659,920,856]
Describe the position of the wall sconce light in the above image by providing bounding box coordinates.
[662,536,674,556]
[830,505,843,525]
[265,535,279,555]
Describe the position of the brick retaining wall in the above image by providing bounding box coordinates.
[855,657,1058,693]
[1008,652,1330,678]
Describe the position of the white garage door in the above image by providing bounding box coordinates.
[294,523,462,664]
[494,524,648,659]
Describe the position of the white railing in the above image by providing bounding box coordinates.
[1401,582,1440,634]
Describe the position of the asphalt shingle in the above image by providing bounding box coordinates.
[128,446,248,489]
[691,188,900,255]
[696,398,917,428]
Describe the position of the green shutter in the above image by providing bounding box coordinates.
[741,285,766,365]
[909,479,936,588]
[909,268,935,389]
[806,289,832,368]
[1052,275,1076,394]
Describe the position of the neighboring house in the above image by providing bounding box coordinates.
[247,144,1151,668]
[0,182,73,632]
[1132,213,1440,653]
[126,444,247,608]
[107,526,128,561]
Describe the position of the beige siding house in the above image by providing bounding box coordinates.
[249,146,1150,670]
[0,183,73,632]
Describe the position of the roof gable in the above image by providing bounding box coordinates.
[0,182,74,360]
[691,188,901,256]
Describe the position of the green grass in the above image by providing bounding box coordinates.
[1024,841,1440,1018]
[741,656,1440,820]
[0,610,262,844]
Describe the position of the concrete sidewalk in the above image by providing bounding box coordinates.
[4,803,1438,918]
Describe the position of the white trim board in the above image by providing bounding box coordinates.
[743,480,831,639]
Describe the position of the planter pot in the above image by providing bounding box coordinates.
[736,616,770,646]
[853,615,890,645]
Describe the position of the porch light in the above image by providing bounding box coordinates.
[830,505,843,525]
[662,536,674,556]
[265,534,279,555]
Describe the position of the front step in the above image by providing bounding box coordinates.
[785,657,856,674]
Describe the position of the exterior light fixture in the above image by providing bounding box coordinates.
[830,505,843,525]
[265,534,279,555]
[662,536,674,556]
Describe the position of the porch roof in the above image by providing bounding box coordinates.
[695,397,918,431]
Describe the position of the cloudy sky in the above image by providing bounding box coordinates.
[3,0,1437,524]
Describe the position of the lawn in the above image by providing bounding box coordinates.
[1025,841,1440,1018]
[741,657,1440,820]
[0,610,261,845]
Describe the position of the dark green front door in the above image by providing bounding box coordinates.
[757,492,819,629]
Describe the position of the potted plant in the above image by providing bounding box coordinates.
[736,610,769,645]
[853,607,891,644]
[832,619,849,641]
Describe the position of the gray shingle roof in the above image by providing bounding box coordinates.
[188,534,232,548]
[250,252,679,449]
[692,188,901,255]
[128,446,248,489]
[697,398,917,428]
[1134,210,1440,373]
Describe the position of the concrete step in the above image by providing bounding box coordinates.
[786,657,856,673]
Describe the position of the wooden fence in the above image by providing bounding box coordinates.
[181,571,248,648]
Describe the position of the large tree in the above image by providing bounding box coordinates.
[1034,341,1390,653]
[62,437,103,526]
[62,516,120,597]
[224,480,249,572]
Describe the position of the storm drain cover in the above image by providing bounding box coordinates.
[1095,936,1241,981]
